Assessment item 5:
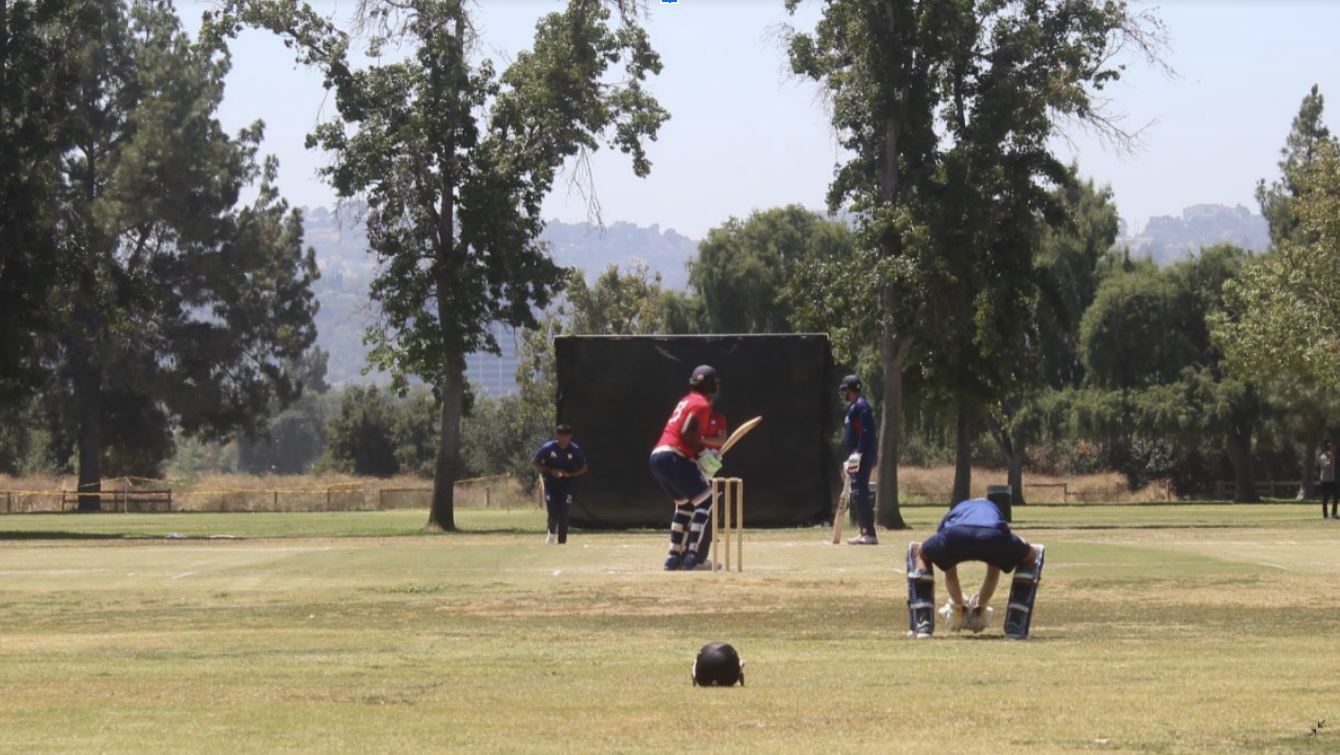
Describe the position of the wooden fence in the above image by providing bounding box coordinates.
[1214,479,1304,500]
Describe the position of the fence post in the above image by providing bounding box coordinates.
[326,487,332,510]
[485,486,492,509]
[378,488,385,510]
[5,491,10,513]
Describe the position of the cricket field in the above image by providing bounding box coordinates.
[2,504,1338,753]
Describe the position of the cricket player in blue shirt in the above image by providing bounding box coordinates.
[840,375,878,545]
[531,424,588,544]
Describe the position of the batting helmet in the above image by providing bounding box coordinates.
[692,642,744,687]
[689,365,719,393]
[839,374,861,392]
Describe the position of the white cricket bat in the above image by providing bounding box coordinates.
[831,470,850,544]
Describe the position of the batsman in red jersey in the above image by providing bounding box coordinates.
[649,365,727,571]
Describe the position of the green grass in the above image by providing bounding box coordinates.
[3,504,1340,753]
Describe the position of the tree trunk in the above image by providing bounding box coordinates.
[426,357,464,531]
[988,416,1027,507]
[873,105,910,531]
[76,362,102,512]
[1226,425,1258,503]
[1300,440,1318,499]
[951,398,972,505]
[874,320,911,530]
[425,24,462,533]
[1007,444,1026,507]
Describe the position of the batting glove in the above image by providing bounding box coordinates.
[697,449,723,478]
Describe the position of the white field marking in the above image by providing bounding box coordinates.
[0,569,110,576]
[1257,562,1290,570]
[552,570,562,576]
[170,571,197,580]
[151,546,334,553]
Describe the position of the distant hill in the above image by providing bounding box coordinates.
[1125,204,1270,265]
[302,208,701,388]
[543,220,699,289]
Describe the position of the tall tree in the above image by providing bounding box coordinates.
[987,175,1122,504]
[1257,85,1334,249]
[212,0,668,530]
[786,0,1162,524]
[692,205,854,334]
[1214,121,1340,391]
[1222,86,1339,491]
[0,2,94,399]
[1085,246,1262,500]
[1035,176,1123,390]
[52,1,318,508]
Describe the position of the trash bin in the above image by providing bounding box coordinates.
[986,484,1012,523]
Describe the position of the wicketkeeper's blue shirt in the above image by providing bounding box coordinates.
[938,498,1008,532]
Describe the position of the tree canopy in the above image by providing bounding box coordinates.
[692,205,854,334]
[786,0,1163,517]
[210,0,668,530]
[6,1,321,508]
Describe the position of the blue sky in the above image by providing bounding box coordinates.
[187,0,1340,239]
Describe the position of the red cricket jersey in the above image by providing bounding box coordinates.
[656,391,713,457]
[704,411,728,449]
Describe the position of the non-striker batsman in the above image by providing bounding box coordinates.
[839,374,878,545]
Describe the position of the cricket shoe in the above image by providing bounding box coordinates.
[847,534,879,545]
[545,532,555,544]
[681,552,699,571]
[664,554,683,571]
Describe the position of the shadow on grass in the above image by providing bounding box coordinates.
[0,530,136,541]
[0,527,553,541]
[1018,523,1301,531]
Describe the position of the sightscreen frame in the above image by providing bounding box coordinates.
[555,333,838,529]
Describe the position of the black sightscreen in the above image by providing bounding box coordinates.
[555,334,836,528]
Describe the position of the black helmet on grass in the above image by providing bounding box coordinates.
[692,642,744,687]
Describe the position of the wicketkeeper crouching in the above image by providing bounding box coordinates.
[905,497,1045,639]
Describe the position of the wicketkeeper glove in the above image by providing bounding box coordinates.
[938,600,967,631]
[965,595,993,633]
[845,453,862,473]
[697,449,723,478]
